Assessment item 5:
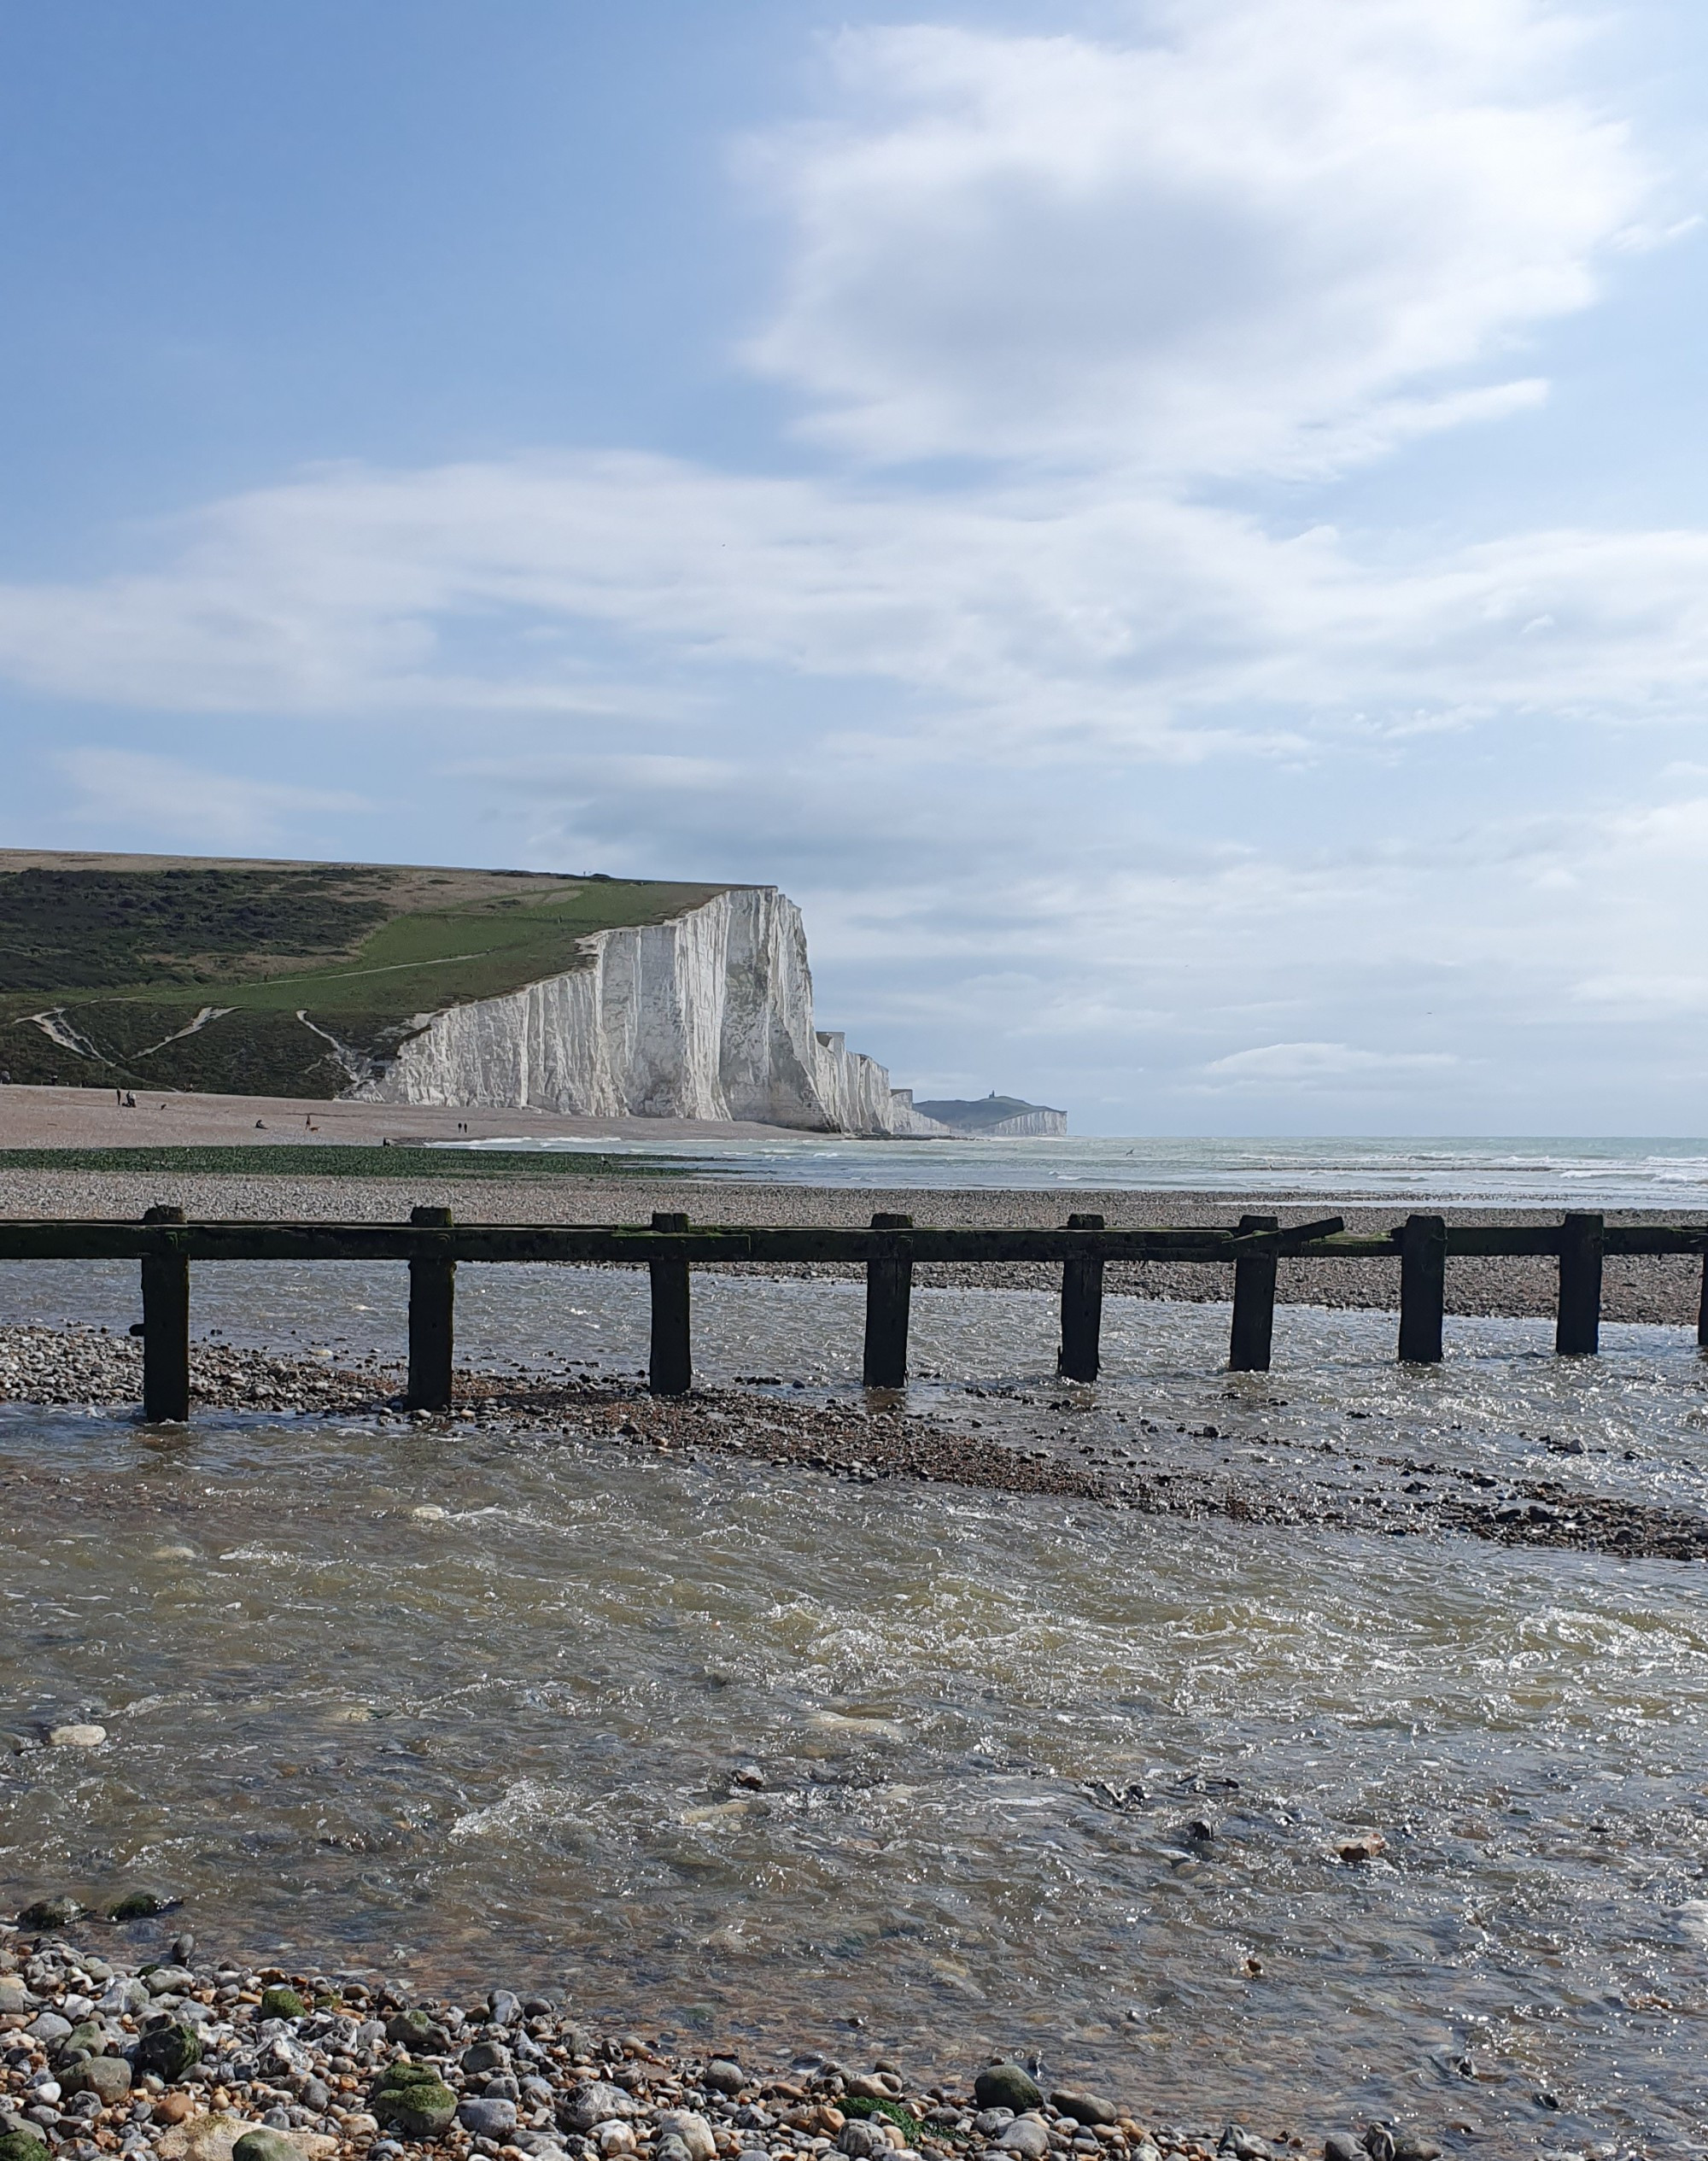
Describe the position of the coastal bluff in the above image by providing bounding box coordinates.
[350,882,942,1133]
[0,852,939,1135]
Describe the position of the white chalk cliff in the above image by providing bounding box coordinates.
[348,884,948,1135]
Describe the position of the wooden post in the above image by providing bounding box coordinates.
[1229,1213,1278,1373]
[863,1213,914,1388]
[648,1212,693,1396]
[1699,1245,1708,1353]
[140,1204,190,1422]
[407,1204,455,1412]
[1057,1213,1104,1381]
[1397,1213,1446,1365]
[1556,1211,1604,1356]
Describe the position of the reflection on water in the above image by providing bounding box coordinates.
[2,1262,1706,2157]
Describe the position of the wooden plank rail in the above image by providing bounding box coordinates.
[0,1209,1701,1419]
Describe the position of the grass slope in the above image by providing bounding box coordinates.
[0,852,729,1098]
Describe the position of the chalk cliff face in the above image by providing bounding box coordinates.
[349,885,946,1135]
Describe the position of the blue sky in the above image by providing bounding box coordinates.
[3,0,1707,1136]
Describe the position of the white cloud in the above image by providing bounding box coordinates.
[1202,1040,1460,1083]
[1,458,1708,750]
[55,749,366,851]
[744,1,1649,473]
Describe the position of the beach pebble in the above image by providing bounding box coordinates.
[457,2097,518,2138]
[410,1505,447,1521]
[997,2118,1052,2158]
[656,2111,716,2161]
[46,1725,105,1748]
[231,2133,300,2161]
[567,2083,636,2131]
[594,2126,636,2158]
[0,1981,30,2015]
[1051,2091,1117,2128]
[24,2017,71,2047]
[838,2125,890,2160]
[976,2067,1044,2116]
[486,1988,523,2026]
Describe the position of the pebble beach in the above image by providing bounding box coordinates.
[0,1928,1435,2161]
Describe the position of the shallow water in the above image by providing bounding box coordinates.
[3,1263,1706,2157]
[435,1131,1708,1207]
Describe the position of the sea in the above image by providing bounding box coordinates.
[432,1132,1708,1209]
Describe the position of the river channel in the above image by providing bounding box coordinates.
[2,1260,1705,2156]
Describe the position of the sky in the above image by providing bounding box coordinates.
[2,0,1706,1137]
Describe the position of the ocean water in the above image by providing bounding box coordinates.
[3,1260,1707,2157]
[436,1133,1708,1209]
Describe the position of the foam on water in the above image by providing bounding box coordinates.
[435,1132,1708,1205]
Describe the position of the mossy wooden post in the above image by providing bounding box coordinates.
[648,1212,692,1397]
[1397,1213,1446,1365]
[140,1204,190,1422]
[863,1213,914,1388]
[1057,1213,1104,1381]
[1229,1213,1278,1373]
[407,1204,455,1413]
[1556,1211,1604,1356]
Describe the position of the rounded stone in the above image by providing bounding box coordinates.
[371,2067,459,2139]
[259,1988,306,2022]
[62,2058,130,2109]
[16,1897,80,1930]
[132,2023,202,2082]
[656,2111,716,2161]
[1050,2092,1117,2129]
[108,1890,174,1922]
[231,2134,302,2161]
[838,2124,889,2161]
[974,2068,1044,2117]
[456,2098,518,2139]
[47,1725,106,1748]
[997,2121,1051,2159]
[0,2135,49,2161]
[383,2010,447,2053]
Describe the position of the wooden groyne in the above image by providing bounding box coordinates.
[0,1206,1703,1420]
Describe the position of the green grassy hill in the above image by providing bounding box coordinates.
[0,852,728,1097]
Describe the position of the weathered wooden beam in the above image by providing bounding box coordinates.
[0,1215,1699,1268]
[1603,1224,1708,1257]
[1556,1211,1603,1356]
[1699,1250,1708,1353]
[863,1213,913,1388]
[1229,1213,1278,1373]
[406,1204,455,1413]
[139,1204,190,1422]
[1057,1213,1104,1382]
[1398,1213,1447,1365]
[648,1211,693,1397]
[1225,1214,1344,1251]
